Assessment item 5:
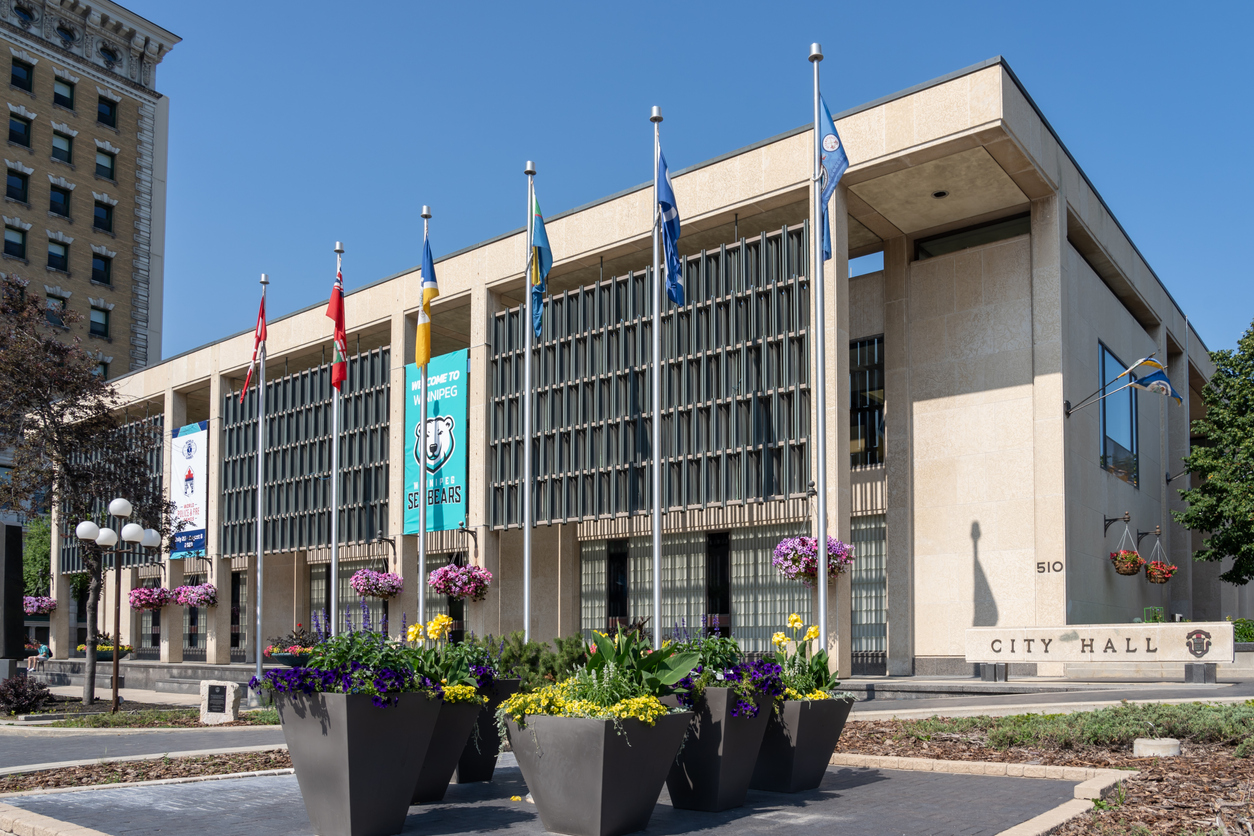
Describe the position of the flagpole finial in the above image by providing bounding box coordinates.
[334,241,344,254]
[259,273,269,286]
[524,161,536,176]
[420,206,432,220]
[650,106,663,123]
[809,43,823,62]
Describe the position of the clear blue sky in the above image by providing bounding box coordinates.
[129,0,1252,359]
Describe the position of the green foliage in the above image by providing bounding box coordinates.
[306,630,411,674]
[1174,317,1254,584]
[564,662,643,709]
[670,633,743,673]
[472,631,587,691]
[1232,618,1254,643]
[1091,782,1127,811]
[776,646,842,696]
[22,515,51,597]
[586,627,697,696]
[47,708,280,728]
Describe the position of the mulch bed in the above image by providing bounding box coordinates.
[22,694,189,715]
[840,719,1254,835]
[0,751,292,794]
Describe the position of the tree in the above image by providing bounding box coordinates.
[1174,317,1254,584]
[0,277,177,703]
[22,515,50,596]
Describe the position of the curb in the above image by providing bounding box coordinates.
[0,801,109,836]
[0,768,295,798]
[0,744,288,777]
[851,694,1251,721]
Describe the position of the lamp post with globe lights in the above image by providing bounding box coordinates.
[76,498,160,713]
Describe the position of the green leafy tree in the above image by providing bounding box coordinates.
[22,515,51,597]
[1174,318,1254,584]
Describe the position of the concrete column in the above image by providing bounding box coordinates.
[292,551,311,634]
[49,504,70,658]
[1029,193,1068,672]
[557,523,580,639]
[388,301,415,638]
[160,387,186,664]
[466,282,502,638]
[1166,340,1192,618]
[205,369,233,664]
[882,236,913,675]
[122,568,139,648]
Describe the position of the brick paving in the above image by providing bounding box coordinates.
[4,762,1078,836]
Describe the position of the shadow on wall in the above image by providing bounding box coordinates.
[972,521,998,627]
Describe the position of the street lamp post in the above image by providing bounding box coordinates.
[76,498,159,714]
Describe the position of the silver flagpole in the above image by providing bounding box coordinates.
[419,207,431,629]
[809,44,830,650]
[650,106,663,644]
[523,162,536,642]
[331,243,343,635]
[254,273,268,691]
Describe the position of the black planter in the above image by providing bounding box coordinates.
[411,699,481,803]
[665,689,772,811]
[269,652,311,668]
[276,691,440,836]
[749,697,854,793]
[452,677,521,784]
[507,711,692,836]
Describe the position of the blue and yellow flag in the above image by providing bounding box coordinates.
[1114,355,1167,380]
[1130,370,1183,405]
[530,196,552,338]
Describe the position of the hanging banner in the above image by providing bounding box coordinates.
[404,349,468,533]
[170,421,208,558]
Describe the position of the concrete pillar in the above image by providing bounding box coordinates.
[466,282,501,639]
[244,554,256,662]
[160,386,186,663]
[882,236,913,675]
[122,568,139,648]
[1166,339,1192,618]
[292,551,311,634]
[49,504,70,659]
[557,523,580,639]
[205,369,233,664]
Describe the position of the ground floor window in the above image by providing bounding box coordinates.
[231,570,247,661]
[310,559,391,634]
[850,514,887,675]
[183,572,207,660]
[137,579,161,660]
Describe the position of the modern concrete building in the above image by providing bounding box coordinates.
[1,0,178,379]
[44,57,1243,686]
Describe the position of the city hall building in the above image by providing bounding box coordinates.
[42,57,1243,681]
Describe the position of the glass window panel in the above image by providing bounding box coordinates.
[1100,346,1138,487]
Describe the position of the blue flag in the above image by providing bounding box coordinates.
[530,195,552,338]
[657,150,683,304]
[1130,370,1183,405]
[819,94,849,261]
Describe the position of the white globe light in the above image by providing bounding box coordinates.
[95,527,119,547]
[75,521,100,541]
[121,523,145,543]
[108,498,133,518]
[141,529,161,549]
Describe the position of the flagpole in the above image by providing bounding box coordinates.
[650,106,663,645]
[523,162,536,642]
[419,208,431,630]
[331,242,343,635]
[809,43,830,651]
[254,273,267,692]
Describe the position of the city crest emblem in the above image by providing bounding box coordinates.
[823,133,840,152]
[1185,629,1212,658]
[416,415,456,474]
[182,439,196,459]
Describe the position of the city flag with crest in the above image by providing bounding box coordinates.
[530,195,552,338]
[819,94,849,261]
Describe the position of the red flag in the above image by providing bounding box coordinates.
[326,267,347,391]
[239,294,266,405]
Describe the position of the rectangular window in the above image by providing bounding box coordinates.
[89,307,108,337]
[49,185,70,216]
[10,60,32,92]
[47,240,67,271]
[1099,345,1138,487]
[5,171,27,203]
[8,116,30,147]
[93,201,112,232]
[95,150,114,179]
[4,227,25,259]
[850,335,885,466]
[53,79,74,109]
[606,538,629,623]
[94,361,107,377]
[915,213,1031,261]
[52,132,72,163]
[97,97,117,128]
[45,294,65,327]
[91,253,111,285]
[705,532,731,637]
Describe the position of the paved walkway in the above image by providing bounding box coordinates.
[42,685,203,708]
[3,763,1078,836]
[0,726,286,771]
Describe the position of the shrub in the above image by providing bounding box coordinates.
[0,675,51,715]
[470,631,588,691]
[1232,618,1254,643]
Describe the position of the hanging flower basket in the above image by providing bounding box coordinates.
[23,596,56,615]
[427,564,493,602]
[771,536,854,587]
[128,586,173,611]
[1146,560,1178,584]
[1109,550,1145,576]
[173,583,218,607]
[349,568,404,599]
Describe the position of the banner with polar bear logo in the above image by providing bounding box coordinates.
[404,349,468,533]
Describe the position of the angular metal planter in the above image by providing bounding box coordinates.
[749,697,854,793]
[452,677,521,784]
[665,689,772,811]
[276,691,440,836]
[507,711,692,836]
[411,699,481,803]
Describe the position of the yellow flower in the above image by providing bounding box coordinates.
[787,613,804,630]
[803,625,820,642]
[406,623,423,643]
[426,614,453,642]
[771,632,788,647]
[441,684,486,705]
[510,796,523,802]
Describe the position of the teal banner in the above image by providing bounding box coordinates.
[404,349,468,533]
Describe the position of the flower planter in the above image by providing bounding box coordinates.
[269,652,311,668]
[750,697,853,793]
[452,677,521,784]
[276,691,440,836]
[506,712,692,836]
[664,689,772,811]
[411,700,481,803]
[1115,564,1142,576]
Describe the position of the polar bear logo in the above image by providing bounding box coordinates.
[416,415,456,474]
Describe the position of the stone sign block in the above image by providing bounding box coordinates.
[966,622,1234,664]
[199,679,243,725]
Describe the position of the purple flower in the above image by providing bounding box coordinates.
[772,536,854,587]
[349,569,404,599]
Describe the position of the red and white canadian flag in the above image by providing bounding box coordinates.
[239,293,266,404]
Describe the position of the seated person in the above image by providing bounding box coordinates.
[26,642,51,672]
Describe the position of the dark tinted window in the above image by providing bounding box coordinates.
[10,61,31,92]
[5,171,27,203]
[93,202,112,232]
[91,253,111,285]
[1100,346,1138,487]
[95,151,114,179]
[97,98,117,128]
[53,80,74,109]
[49,186,69,216]
[706,532,731,637]
[915,213,1031,261]
[850,336,885,466]
[47,241,67,272]
[4,227,25,259]
[606,538,629,622]
[8,117,29,147]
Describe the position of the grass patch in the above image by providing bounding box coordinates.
[46,708,279,728]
